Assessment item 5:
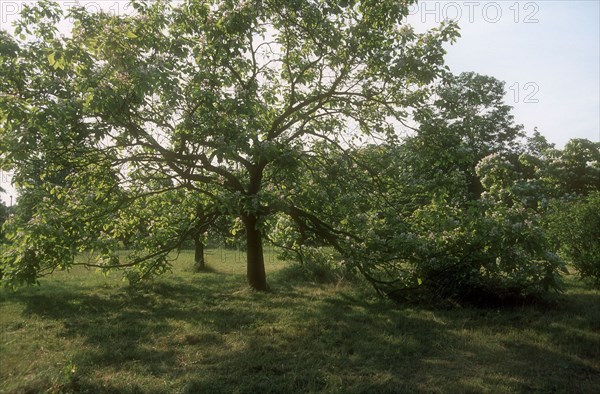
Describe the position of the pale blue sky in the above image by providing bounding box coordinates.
[1,1,599,204]
[407,0,599,147]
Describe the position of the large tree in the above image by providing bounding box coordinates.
[0,0,457,289]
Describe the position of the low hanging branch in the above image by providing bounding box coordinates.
[0,0,458,289]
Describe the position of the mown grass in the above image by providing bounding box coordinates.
[1,248,599,393]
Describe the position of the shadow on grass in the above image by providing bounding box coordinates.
[2,271,599,393]
[178,287,600,393]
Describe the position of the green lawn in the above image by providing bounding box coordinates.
[1,248,599,393]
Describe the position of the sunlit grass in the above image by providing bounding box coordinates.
[1,249,599,393]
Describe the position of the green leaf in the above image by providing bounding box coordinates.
[53,57,65,70]
[47,52,56,66]
[84,92,94,108]
[126,31,138,39]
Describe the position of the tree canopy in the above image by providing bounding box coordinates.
[2,0,597,300]
[0,0,458,289]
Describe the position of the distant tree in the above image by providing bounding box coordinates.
[190,203,219,272]
[535,138,600,286]
[525,128,555,158]
[403,72,525,204]
[549,139,600,197]
[546,192,600,287]
[0,0,457,289]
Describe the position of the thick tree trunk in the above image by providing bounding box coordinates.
[193,233,205,271]
[243,213,268,291]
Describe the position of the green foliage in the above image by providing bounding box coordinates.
[0,200,6,242]
[550,139,600,196]
[0,0,458,289]
[407,198,564,303]
[546,193,600,287]
[276,73,568,304]
[1,0,594,303]
[528,137,600,199]
[271,129,570,303]
[376,75,565,303]
[278,246,352,284]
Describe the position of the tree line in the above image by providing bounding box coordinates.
[0,0,598,304]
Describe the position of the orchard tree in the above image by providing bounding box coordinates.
[548,139,600,197]
[404,72,525,204]
[0,0,458,289]
[390,74,565,301]
[275,73,567,303]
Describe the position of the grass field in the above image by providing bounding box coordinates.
[1,248,599,393]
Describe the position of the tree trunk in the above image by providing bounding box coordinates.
[243,213,268,291]
[193,233,205,271]
[467,170,484,200]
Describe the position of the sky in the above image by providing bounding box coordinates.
[1,0,599,205]
[406,0,599,147]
